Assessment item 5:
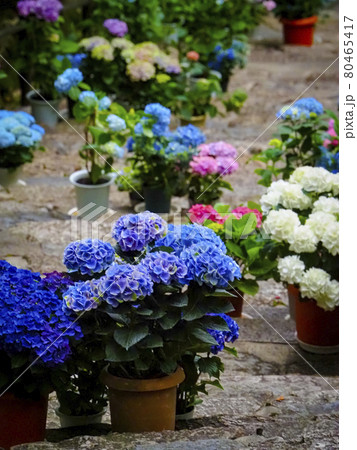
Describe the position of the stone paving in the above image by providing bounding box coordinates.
[1,9,339,450]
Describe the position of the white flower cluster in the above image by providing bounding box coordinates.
[289,166,338,194]
[278,255,305,285]
[299,268,339,311]
[312,196,339,215]
[260,180,312,214]
[263,209,300,242]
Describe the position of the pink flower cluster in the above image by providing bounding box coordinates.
[189,204,225,224]
[189,204,263,228]
[190,141,239,177]
[323,119,338,149]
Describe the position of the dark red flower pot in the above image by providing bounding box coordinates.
[227,290,244,318]
[287,284,300,321]
[281,16,318,46]
[295,295,339,354]
[0,393,48,449]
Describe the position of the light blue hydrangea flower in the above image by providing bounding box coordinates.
[11,125,32,138]
[54,68,83,94]
[107,114,126,132]
[13,111,35,126]
[98,96,111,110]
[78,91,98,103]
[16,135,34,147]
[31,124,45,135]
[295,97,324,115]
[0,129,16,148]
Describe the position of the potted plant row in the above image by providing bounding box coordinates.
[261,165,339,353]
[0,110,45,190]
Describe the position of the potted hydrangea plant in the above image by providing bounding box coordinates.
[0,262,82,449]
[261,166,339,353]
[188,202,277,317]
[61,211,241,432]
[54,68,139,210]
[273,0,332,46]
[252,98,338,187]
[0,110,45,190]
[188,141,239,205]
[123,103,205,213]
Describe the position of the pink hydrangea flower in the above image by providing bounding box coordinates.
[190,156,218,176]
[198,141,237,158]
[263,1,276,12]
[189,204,225,224]
[216,157,239,175]
[232,207,262,228]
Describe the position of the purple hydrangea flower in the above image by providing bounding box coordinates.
[112,212,167,252]
[63,239,115,275]
[141,251,187,284]
[103,19,128,37]
[98,264,153,307]
[18,0,63,22]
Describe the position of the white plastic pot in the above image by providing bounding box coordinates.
[69,169,117,211]
[0,166,22,190]
[55,408,105,428]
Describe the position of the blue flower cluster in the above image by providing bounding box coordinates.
[41,271,74,294]
[207,313,239,354]
[63,239,115,275]
[155,224,226,256]
[172,125,206,148]
[208,40,247,72]
[0,110,45,149]
[144,103,171,136]
[107,114,126,131]
[57,53,87,69]
[164,141,191,158]
[316,147,339,174]
[112,212,167,252]
[78,91,112,111]
[141,251,187,284]
[98,264,153,307]
[0,260,82,366]
[277,97,324,120]
[63,280,100,312]
[180,242,241,288]
[54,68,83,94]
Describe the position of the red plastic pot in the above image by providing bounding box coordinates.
[287,284,299,321]
[0,392,48,450]
[295,295,339,354]
[227,290,244,318]
[281,16,318,46]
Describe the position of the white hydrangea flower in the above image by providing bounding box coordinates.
[278,255,305,284]
[331,173,339,196]
[315,279,339,311]
[263,209,300,242]
[312,196,339,215]
[299,268,331,302]
[321,221,339,255]
[260,180,311,213]
[289,166,334,193]
[305,211,337,240]
[288,226,318,253]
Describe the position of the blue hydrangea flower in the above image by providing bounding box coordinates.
[30,129,43,142]
[63,280,100,312]
[54,68,83,94]
[98,96,111,110]
[207,313,239,354]
[57,53,87,68]
[0,129,16,148]
[107,114,126,132]
[41,271,74,294]
[98,264,153,306]
[134,122,144,135]
[63,239,115,275]
[173,124,206,147]
[144,103,171,126]
[0,110,14,120]
[0,116,21,131]
[295,97,324,115]
[180,241,241,288]
[31,124,45,135]
[0,261,82,366]
[79,91,98,103]
[11,125,32,138]
[276,106,302,120]
[155,224,226,256]
[126,136,135,152]
[164,141,189,157]
[17,135,34,147]
[112,212,167,252]
[141,251,187,284]
[316,146,339,173]
[13,111,35,126]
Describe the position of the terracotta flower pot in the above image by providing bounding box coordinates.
[101,366,185,433]
[287,284,299,321]
[227,289,244,318]
[0,392,48,450]
[281,16,318,47]
[295,295,339,354]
